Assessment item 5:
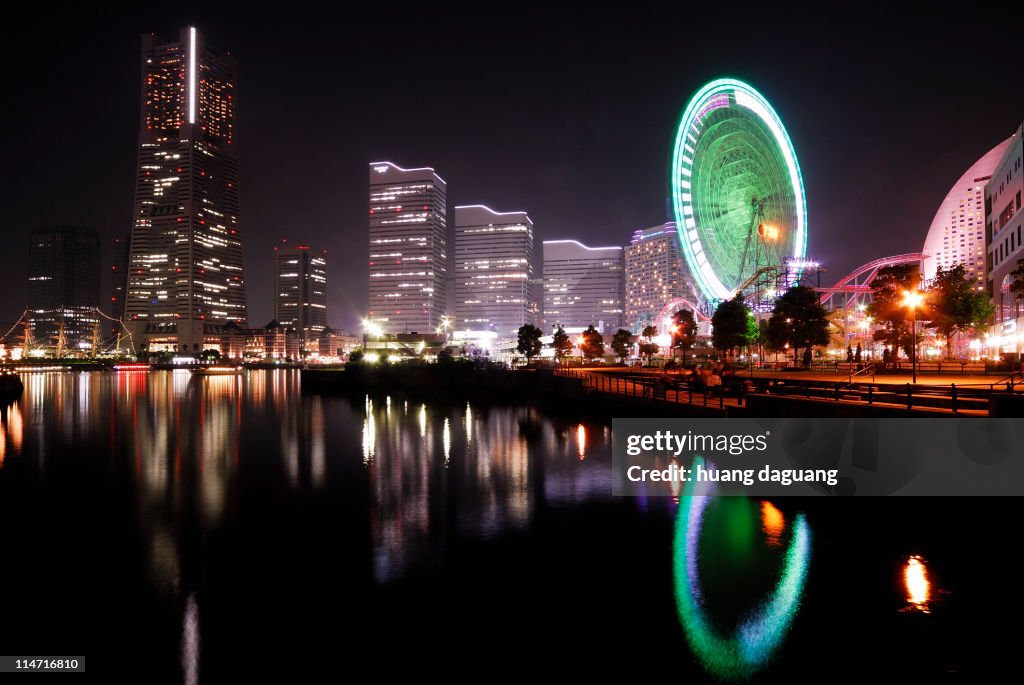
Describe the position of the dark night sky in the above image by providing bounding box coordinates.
[3,3,1021,331]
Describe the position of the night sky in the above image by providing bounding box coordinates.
[4,4,1021,331]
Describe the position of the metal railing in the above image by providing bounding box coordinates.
[553,367,742,410]
[552,366,1021,415]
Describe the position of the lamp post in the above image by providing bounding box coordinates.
[901,290,924,384]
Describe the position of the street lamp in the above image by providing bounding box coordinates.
[362,318,383,358]
[901,290,924,383]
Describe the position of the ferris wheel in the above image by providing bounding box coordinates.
[671,78,808,302]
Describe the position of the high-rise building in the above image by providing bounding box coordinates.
[368,162,447,334]
[454,205,534,336]
[125,27,247,353]
[110,234,130,334]
[922,137,1012,287]
[986,121,1024,356]
[27,227,100,354]
[542,240,623,333]
[624,222,695,332]
[273,241,327,351]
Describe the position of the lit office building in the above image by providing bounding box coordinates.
[624,222,696,332]
[542,240,623,333]
[110,234,130,335]
[27,226,100,355]
[368,162,448,334]
[986,121,1024,356]
[273,241,327,352]
[454,205,534,336]
[125,27,247,353]
[922,137,1012,287]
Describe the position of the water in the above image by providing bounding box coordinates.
[0,370,1017,681]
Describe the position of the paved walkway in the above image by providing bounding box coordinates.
[556,367,1008,416]
[593,367,1020,389]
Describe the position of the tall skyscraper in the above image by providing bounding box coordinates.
[273,241,328,351]
[986,121,1023,353]
[454,205,534,336]
[110,234,130,334]
[922,137,1012,287]
[542,240,623,333]
[624,222,692,332]
[368,162,447,334]
[27,227,100,354]
[125,27,247,353]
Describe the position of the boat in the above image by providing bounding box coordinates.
[113,362,152,371]
[190,365,245,376]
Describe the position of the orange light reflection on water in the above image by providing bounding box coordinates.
[905,555,931,612]
[761,501,785,547]
[576,424,586,460]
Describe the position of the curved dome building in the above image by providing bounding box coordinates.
[922,138,1012,286]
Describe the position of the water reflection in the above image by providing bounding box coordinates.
[673,457,811,680]
[904,555,931,613]
[181,594,200,685]
[363,395,611,582]
[761,501,785,547]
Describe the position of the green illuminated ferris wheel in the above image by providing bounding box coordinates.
[671,78,808,302]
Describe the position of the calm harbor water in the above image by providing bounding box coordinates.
[0,370,1017,681]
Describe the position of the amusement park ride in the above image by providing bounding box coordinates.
[662,77,923,337]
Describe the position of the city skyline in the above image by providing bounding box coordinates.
[2,6,1022,332]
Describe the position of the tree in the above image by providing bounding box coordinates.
[868,263,919,360]
[610,329,633,363]
[671,309,697,358]
[580,325,604,363]
[767,285,831,367]
[516,324,543,362]
[711,296,750,359]
[552,326,573,359]
[927,264,994,358]
[348,349,364,363]
[638,325,659,366]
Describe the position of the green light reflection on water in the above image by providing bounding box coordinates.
[672,457,811,680]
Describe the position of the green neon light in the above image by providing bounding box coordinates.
[672,457,811,680]
[671,78,808,301]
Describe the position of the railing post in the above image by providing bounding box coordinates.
[906,383,912,411]
[951,383,957,414]
[868,385,873,404]
[834,383,840,401]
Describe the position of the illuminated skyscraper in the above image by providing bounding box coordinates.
[454,205,534,336]
[922,137,1012,287]
[125,27,247,353]
[624,222,694,332]
[110,234,130,335]
[368,162,447,334]
[273,241,327,352]
[27,226,100,354]
[542,240,623,333]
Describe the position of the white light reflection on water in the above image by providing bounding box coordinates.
[181,594,199,685]
[443,418,451,466]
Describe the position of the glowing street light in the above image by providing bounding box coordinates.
[901,290,924,383]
